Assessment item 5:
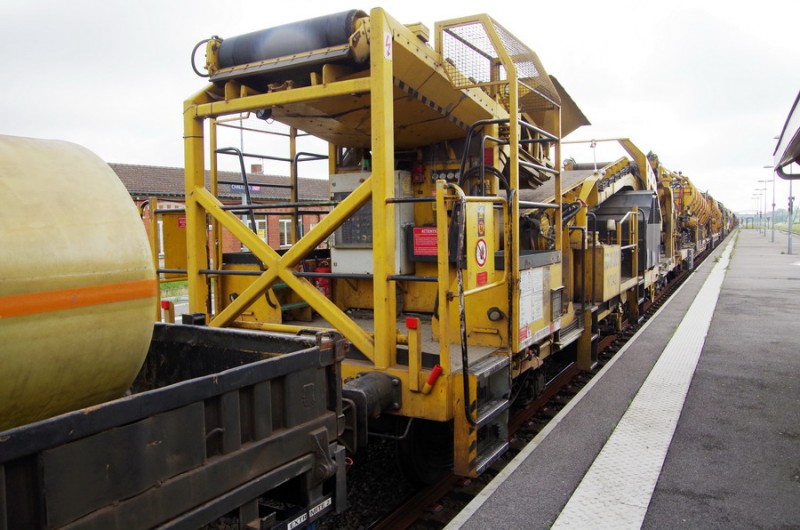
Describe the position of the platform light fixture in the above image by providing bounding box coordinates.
[762,166,776,242]
[757,178,770,239]
[752,190,764,233]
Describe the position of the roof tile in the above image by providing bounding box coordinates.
[110,163,329,201]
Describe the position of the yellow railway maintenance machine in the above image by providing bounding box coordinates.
[649,152,715,263]
[178,8,588,481]
[555,139,662,363]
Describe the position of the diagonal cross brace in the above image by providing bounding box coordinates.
[190,178,375,359]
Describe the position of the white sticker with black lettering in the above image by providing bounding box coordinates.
[287,513,307,530]
[309,497,332,518]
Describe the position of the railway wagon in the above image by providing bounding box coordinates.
[169,7,733,483]
[0,136,346,529]
[553,141,733,351]
[173,7,593,481]
[0,7,738,529]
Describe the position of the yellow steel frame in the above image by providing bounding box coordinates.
[435,14,563,356]
[181,9,433,369]
[184,83,379,359]
[182,10,563,430]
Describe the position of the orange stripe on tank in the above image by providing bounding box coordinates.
[0,279,157,319]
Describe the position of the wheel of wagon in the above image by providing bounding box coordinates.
[395,419,453,485]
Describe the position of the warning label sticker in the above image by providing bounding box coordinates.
[413,227,438,256]
[475,238,487,267]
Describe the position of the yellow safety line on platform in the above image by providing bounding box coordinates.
[0,279,157,319]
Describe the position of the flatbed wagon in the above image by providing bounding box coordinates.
[0,324,346,530]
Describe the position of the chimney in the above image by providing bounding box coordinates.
[250,164,263,174]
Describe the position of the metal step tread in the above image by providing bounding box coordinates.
[474,441,510,476]
[556,325,585,347]
[469,355,510,379]
[476,398,511,429]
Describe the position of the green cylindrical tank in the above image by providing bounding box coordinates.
[0,135,156,431]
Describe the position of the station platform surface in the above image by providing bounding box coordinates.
[448,229,800,529]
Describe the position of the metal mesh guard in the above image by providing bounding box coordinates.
[441,18,560,113]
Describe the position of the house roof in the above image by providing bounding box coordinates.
[110,163,330,201]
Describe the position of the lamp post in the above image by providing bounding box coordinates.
[753,191,764,233]
[789,179,794,255]
[759,177,775,239]
[762,166,776,242]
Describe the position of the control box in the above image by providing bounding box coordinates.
[330,171,414,274]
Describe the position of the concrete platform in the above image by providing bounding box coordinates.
[448,229,800,529]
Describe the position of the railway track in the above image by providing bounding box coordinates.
[363,245,718,530]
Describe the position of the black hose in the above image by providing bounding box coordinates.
[446,185,477,428]
[191,38,215,78]
[587,212,597,305]
[562,201,583,225]
[459,164,510,199]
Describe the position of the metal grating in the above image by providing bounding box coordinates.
[551,287,564,321]
[440,17,560,115]
[442,22,499,87]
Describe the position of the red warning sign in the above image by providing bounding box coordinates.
[413,227,438,256]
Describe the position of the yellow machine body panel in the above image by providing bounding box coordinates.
[219,263,284,324]
[160,210,189,281]
[679,177,711,224]
[517,263,562,349]
[582,244,622,303]
[465,202,496,292]
[0,135,156,431]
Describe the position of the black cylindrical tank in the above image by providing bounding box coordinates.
[218,10,366,68]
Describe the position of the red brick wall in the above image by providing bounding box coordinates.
[135,198,330,265]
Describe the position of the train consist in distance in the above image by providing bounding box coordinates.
[0,7,734,529]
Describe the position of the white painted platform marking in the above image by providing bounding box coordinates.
[551,237,735,529]
[445,240,732,530]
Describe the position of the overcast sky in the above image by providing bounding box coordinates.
[3,0,798,214]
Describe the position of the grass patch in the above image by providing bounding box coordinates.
[160,279,188,297]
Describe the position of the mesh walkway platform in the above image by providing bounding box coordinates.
[448,229,800,529]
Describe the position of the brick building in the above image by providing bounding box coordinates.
[112,163,330,254]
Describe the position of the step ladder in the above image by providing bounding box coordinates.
[454,355,511,477]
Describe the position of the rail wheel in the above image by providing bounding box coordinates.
[396,419,453,485]
[513,368,546,407]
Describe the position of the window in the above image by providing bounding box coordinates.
[279,218,292,248]
[241,217,268,251]
[256,219,267,242]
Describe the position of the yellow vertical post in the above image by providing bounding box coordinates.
[629,207,640,319]
[209,119,222,315]
[328,143,337,176]
[577,308,594,370]
[184,99,210,315]
[435,180,451,373]
[369,8,397,370]
[553,119,563,259]
[162,300,175,324]
[407,317,421,392]
[629,206,639,280]
[484,18,522,354]
[290,126,299,244]
[147,195,161,320]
